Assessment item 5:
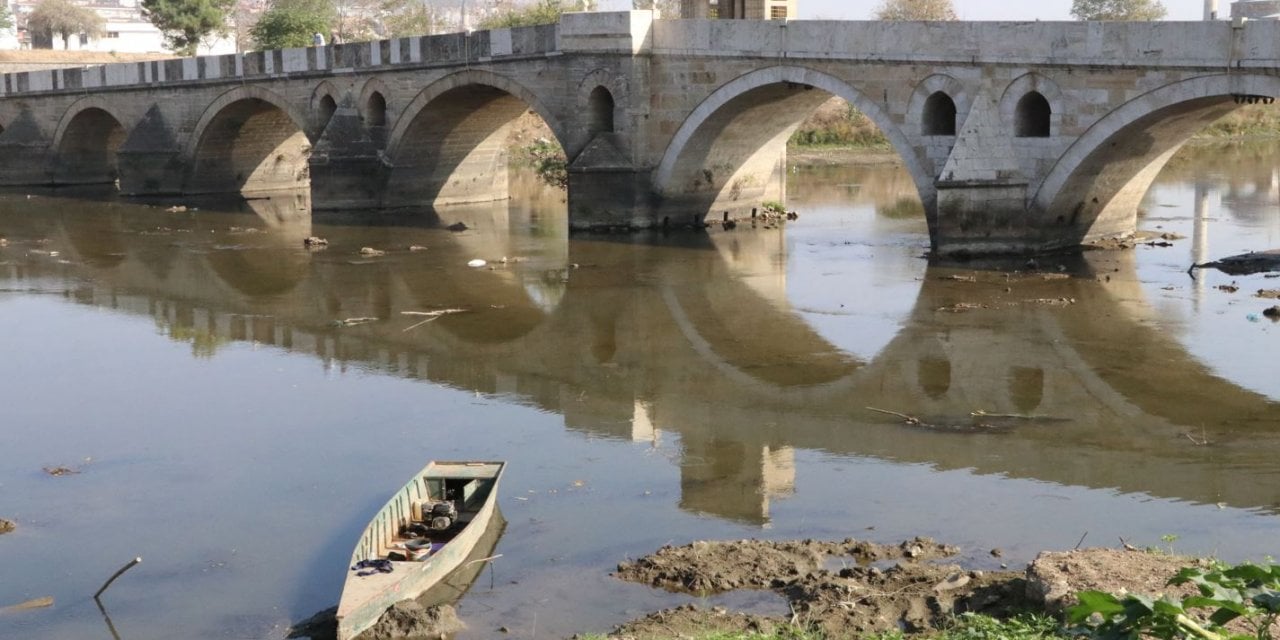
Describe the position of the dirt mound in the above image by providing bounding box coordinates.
[1024,548,1210,613]
[360,601,461,640]
[615,537,957,594]
[613,537,1026,637]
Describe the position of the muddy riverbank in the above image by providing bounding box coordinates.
[599,537,1231,639]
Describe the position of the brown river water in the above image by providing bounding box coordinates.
[0,144,1278,639]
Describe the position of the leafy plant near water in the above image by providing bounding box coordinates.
[519,137,568,189]
[761,201,787,215]
[1068,562,1280,640]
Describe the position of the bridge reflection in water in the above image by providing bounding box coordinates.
[3,178,1277,529]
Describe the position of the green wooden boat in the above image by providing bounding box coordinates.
[336,460,505,640]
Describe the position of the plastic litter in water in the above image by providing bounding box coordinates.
[467,259,486,268]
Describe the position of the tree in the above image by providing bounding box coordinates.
[1070,0,1166,20]
[141,0,237,55]
[375,0,448,39]
[251,0,335,49]
[0,5,13,32]
[873,0,956,20]
[28,0,104,49]
[478,0,573,29]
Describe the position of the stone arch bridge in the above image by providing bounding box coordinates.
[2,11,1280,254]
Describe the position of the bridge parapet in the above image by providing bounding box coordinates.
[0,23,560,97]
[650,19,1277,69]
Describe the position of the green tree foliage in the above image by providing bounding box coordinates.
[873,0,957,20]
[141,0,236,55]
[249,0,335,49]
[28,0,104,49]
[1070,0,1167,20]
[478,0,572,29]
[0,5,14,32]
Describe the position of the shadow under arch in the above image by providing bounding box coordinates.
[380,69,567,210]
[1033,73,1280,245]
[48,97,132,185]
[183,86,313,196]
[654,66,938,240]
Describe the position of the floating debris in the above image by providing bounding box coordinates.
[333,317,378,327]
[447,222,468,232]
[0,519,13,534]
[164,205,188,213]
[408,245,428,252]
[360,247,386,257]
[467,259,486,268]
[303,236,328,248]
[0,596,53,614]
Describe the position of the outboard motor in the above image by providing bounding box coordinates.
[429,501,457,531]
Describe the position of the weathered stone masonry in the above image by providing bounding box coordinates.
[1,11,1278,254]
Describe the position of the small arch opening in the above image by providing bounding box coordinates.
[922,91,957,136]
[366,91,387,127]
[317,94,337,132]
[587,86,615,135]
[1015,91,1051,138]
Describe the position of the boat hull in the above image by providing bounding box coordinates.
[336,461,504,640]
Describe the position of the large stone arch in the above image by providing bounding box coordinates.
[653,66,936,225]
[384,69,566,162]
[381,69,567,209]
[1033,73,1273,244]
[183,85,312,195]
[48,96,133,185]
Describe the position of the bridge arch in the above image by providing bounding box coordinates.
[381,69,567,209]
[653,66,936,226]
[907,74,971,138]
[183,86,312,196]
[999,72,1064,138]
[49,97,132,185]
[309,80,344,136]
[573,68,629,155]
[357,78,393,129]
[1033,73,1275,243]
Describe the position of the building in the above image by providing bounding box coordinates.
[1231,1,1280,19]
[10,0,234,53]
[680,0,797,20]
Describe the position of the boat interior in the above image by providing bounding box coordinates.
[354,473,497,563]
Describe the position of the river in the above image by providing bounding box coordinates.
[0,143,1277,639]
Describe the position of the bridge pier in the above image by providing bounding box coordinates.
[310,106,385,210]
[567,167,659,230]
[934,180,1037,255]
